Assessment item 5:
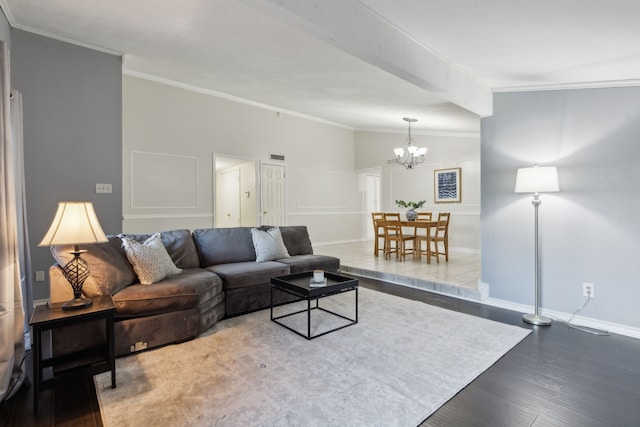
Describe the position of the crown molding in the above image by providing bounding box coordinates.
[0,0,122,56]
[357,127,480,139]
[11,23,123,56]
[493,79,640,93]
[0,1,15,25]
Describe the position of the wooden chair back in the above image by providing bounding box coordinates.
[371,212,385,256]
[416,212,432,221]
[428,212,451,263]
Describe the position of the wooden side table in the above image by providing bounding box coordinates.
[29,294,116,415]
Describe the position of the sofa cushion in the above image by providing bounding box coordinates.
[112,268,222,317]
[121,233,183,285]
[205,261,289,290]
[251,227,290,262]
[279,226,314,256]
[50,236,136,297]
[193,227,256,266]
[119,229,200,269]
[275,254,340,274]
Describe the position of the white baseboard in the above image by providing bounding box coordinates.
[480,283,640,340]
[449,246,481,255]
[314,238,365,246]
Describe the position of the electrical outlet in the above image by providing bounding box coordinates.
[583,283,595,298]
[35,270,45,282]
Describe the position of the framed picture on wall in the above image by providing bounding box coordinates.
[434,167,461,203]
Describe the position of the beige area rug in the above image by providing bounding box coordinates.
[95,288,530,426]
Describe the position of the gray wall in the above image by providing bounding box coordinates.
[481,87,640,329]
[11,30,122,300]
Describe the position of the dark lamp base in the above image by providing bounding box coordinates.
[62,297,93,310]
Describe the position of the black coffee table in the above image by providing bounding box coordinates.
[270,271,358,340]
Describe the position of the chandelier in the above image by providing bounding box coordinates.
[394,118,427,169]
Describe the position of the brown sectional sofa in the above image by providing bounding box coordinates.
[48,225,339,357]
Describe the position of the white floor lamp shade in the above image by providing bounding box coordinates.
[515,165,559,326]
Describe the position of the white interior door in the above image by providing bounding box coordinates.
[261,163,285,226]
[216,169,240,227]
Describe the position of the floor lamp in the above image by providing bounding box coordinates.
[515,165,559,326]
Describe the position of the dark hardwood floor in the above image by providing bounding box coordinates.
[3,276,639,426]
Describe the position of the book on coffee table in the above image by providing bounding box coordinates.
[309,278,328,287]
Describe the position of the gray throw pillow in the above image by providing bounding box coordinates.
[251,227,290,262]
[121,233,183,284]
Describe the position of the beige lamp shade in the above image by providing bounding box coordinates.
[514,166,559,194]
[39,202,108,246]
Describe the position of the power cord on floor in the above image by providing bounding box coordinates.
[563,290,609,336]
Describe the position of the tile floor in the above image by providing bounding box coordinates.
[314,240,482,301]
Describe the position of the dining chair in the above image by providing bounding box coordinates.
[382,212,401,256]
[427,212,451,263]
[414,212,433,261]
[371,212,385,257]
[382,216,416,261]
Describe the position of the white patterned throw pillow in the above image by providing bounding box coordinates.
[121,233,182,285]
[251,227,290,262]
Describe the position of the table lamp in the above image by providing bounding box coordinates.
[515,165,559,325]
[39,202,108,310]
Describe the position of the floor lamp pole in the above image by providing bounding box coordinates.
[523,194,552,326]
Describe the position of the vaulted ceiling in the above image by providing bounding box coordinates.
[3,0,639,134]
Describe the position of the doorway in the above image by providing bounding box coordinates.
[214,155,259,228]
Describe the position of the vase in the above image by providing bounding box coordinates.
[406,209,417,221]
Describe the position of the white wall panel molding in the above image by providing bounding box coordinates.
[123,213,214,220]
[130,151,198,209]
[288,211,361,216]
[296,168,349,209]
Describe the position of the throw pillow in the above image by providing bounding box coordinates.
[121,233,182,285]
[251,227,290,262]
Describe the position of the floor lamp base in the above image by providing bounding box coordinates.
[523,313,552,326]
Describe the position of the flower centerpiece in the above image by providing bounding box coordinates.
[395,199,426,221]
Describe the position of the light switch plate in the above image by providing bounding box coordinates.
[96,183,112,193]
